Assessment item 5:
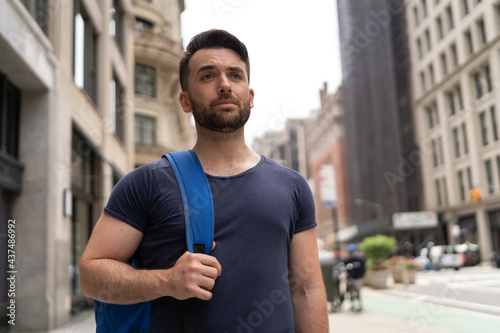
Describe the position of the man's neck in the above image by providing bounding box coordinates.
[192,128,261,177]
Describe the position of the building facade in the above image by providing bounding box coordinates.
[133,0,194,166]
[305,84,349,246]
[337,0,424,246]
[407,0,500,261]
[0,0,186,331]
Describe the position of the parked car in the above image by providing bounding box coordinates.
[415,245,465,270]
[454,242,481,266]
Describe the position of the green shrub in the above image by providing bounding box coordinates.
[360,235,397,269]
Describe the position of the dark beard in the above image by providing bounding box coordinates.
[189,94,251,133]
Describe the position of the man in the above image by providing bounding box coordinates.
[343,244,365,312]
[80,29,328,332]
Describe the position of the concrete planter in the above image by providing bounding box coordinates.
[366,268,389,289]
[391,267,417,284]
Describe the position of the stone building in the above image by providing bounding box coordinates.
[0,0,188,331]
[407,0,500,261]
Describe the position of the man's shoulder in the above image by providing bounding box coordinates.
[261,156,304,179]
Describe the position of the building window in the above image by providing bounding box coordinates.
[417,38,423,59]
[110,0,125,53]
[486,160,494,193]
[497,156,500,192]
[437,17,443,40]
[73,0,98,104]
[475,72,483,99]
[109,74,126,142]
[422,0,428,17]
[135,115,156,145]
[0,74,21,159]
[448,90,456,115]
[413,7,419,27]
[491,106,498,142]
[21,0,49,35]
[462,0,469,15]
[477,19,486,45]
[427,107,434,128]
[438,136,444,165]
[451,43,458,66]
[480,111,488,145]
[466,167,473,190]
[446,6,454,30]
[462,123,469,154]
[436,179,442,206]
[425,29,431,52]
[432,140,438,167]
[457,85,463,110]
[440,53,447,75]
[429,64,435,86]
[485,65,492,92]
[135,64,157,98]
[453,127,460,157]
[442,177,449,205]
[458,170,465,201]
[426,102,439,129]
[420,71,426,92]
[465,30,473,54]
[136,17,154,30]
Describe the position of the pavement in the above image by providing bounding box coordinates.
[38,270,500,333]
[41,298,453,333]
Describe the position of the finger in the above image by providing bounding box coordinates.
[199,255,222,276]
[199,275,217,291]
[196,288,213,301]
[212,241,216,251]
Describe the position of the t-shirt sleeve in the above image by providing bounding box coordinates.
[104,165,155,233]
[294,173,317,234]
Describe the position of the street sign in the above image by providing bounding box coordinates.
[392,211,438,230]
[319,164,337,207]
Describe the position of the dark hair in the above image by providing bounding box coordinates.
[179,29,250,91]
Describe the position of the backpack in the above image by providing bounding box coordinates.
[94,150,214,332]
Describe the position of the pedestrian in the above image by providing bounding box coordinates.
[79,29,328,332]
[343,244,365,311]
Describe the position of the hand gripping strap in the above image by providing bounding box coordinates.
[164,150,214,255]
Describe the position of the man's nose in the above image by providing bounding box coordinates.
[218,75,231,94]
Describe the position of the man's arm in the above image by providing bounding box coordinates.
[79,212,221,304]
[288,228,328,333]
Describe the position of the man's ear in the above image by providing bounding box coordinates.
[179,91,192,113]
[249,88,255,109]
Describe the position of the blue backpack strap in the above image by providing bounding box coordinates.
[164,150,214,254]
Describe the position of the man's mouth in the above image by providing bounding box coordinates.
[212,100,238,108]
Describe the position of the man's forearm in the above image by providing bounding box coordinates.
[80,258,166,304]
[291,286,329,333]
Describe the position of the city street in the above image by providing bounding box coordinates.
[41,266,500,333]
[331,265,500,333]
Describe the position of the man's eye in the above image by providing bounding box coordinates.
[230,73,242,80]
[201,74,214,80]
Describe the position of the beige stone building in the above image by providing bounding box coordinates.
[133,0,194,166]
[407,0,500,261]
[0,0,188,331]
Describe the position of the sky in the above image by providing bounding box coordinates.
[180,0,343,145]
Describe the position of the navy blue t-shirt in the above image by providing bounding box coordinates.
[104,155,317,332]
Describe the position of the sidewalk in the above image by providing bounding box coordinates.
[42,285,498,333]
[45,307,448,333]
